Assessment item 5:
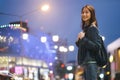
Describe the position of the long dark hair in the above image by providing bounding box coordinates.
[81,5,98,30]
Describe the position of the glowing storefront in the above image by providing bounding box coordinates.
[107,38,120,80]
[0,23,56,80]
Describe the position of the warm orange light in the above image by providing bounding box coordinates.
[41,4,49,12]
[106,71,110,75]
[118,49,120,58]
[61,64,65,68]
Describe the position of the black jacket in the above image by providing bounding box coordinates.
[76,26,101,65]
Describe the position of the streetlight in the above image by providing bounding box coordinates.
[52,35,59,42]
[0,3,50,58]
[41,36,47,43]
[0,4,50,79]
[68,45,74,52]
[41,4,50,12]
[0,4,50,26]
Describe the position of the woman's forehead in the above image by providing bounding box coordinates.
[82,7,90,12]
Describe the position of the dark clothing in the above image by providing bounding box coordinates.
[76,26,100,65]
[76,26,101,80]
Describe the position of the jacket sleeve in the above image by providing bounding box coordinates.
[75,39,82,47]
[79,27,100,52]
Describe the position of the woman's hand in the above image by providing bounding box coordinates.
[77,32,85,40]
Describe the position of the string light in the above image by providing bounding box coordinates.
[0,24,20,29]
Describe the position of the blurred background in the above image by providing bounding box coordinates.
[0,0,120,80]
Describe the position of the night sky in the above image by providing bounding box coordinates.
[0,0,120,62]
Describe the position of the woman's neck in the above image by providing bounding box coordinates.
[84,21,90,27]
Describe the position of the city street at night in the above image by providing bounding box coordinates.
[0,0,120,80]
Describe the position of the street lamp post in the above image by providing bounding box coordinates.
[0,4,50,30]
[0,4,50,79]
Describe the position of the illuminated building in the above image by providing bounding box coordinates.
[0,23,56,80]
[107,38,120,80]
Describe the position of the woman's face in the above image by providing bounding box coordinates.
[81,8,91,22]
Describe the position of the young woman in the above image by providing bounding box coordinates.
[76,5,100,80]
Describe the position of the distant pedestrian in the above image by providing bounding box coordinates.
[76,4,101,80]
